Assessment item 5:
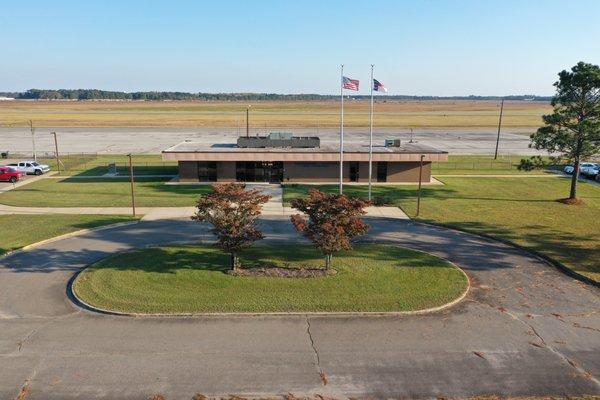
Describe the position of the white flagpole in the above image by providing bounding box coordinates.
[368,64,374,201]
[339,64,344,194]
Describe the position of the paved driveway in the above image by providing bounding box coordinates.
[0,217,598,399]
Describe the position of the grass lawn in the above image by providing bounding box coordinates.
[0,214,137,255]
[0,177,212,207]
[35,154,177,176]
[73,244,468,313]
[432,155,557,175]
[283,177,600,282]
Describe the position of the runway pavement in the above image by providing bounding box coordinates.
[0,217,598,399]
[2,127,546,155]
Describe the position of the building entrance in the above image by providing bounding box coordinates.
[235,161,284,183]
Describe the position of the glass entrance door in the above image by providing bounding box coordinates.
[236,161,283,183]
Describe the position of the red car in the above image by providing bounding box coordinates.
[0,166,22,183]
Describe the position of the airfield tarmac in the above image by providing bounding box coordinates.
[1,127,543,155]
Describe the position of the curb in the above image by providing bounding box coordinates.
[408,219,600,289]
[68,243,471,318]
[0,220,140,260]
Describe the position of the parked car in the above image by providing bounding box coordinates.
[8,160,50,175]
[564,162,599,177]
[580,163,599,178]
[0,166,22,183]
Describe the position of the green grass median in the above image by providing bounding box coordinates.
[73,244,468,314]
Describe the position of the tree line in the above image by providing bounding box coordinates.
[0,89,551,102]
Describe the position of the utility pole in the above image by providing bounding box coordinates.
[51,132,61,175]
[246,105,251,138]
[29,120,37,161]
[127,154,136,217]
[416,154,425,217]
[494,99,504,160]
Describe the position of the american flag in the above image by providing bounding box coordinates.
[373,79,388,92]
[342,76,359,91]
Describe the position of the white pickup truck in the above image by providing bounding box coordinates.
[9,160,51,175]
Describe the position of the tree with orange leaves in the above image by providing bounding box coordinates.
[290,189,371,269]
[192,183,270,269]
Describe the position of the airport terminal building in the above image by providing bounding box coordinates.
[162,133,447,184]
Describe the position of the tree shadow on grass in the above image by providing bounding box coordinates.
[96,246,230,274]
[433,220,599,276]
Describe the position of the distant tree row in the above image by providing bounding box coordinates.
[0,89,552,102]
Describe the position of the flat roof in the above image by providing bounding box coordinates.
[163,141,447,154]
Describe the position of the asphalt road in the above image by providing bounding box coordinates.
[2,127,545,155]
[0,217,598,399]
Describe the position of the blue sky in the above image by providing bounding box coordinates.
[1,0,599,95]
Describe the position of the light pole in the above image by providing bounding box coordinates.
[416,154,425,217]
[29,120,36,162]
[494,99,504,160]
[51,132,60,175]
[127,154,136,217]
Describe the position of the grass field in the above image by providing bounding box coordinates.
[0,99,550,128]
[73,244,468,313]
[431,155,557,175]
[0,214,137,255]
[30,154,177,176]
[283,177,600,282]
[0,177,211,207]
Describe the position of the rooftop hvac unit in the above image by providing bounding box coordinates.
[385,139,401,147]
[268,132,293,140]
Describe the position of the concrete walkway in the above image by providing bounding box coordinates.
[0,218,598,399]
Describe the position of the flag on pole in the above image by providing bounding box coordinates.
[342,76,359,91]
[373,79,387,92]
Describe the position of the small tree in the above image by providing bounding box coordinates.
[192,183,270,269]
[290,189,371,269]
[530,61,600,201]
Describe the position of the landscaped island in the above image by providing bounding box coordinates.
[72,244,468,314]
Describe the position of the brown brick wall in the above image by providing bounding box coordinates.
[386,161,431,182]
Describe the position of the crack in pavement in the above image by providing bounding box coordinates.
[17,329,38,353]
[470,297,600,389]
[15,360,41,400]
[518,317,600,387]
[306,316,327,385]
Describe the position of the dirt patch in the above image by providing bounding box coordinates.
[557,197,585,205]
[228,266,337,278]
